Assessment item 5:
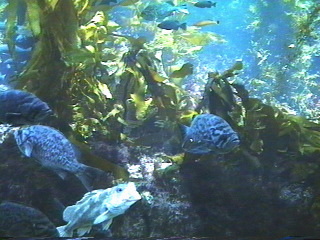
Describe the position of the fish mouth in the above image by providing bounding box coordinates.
[36,109,54,121]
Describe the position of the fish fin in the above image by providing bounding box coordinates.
[75,189,106,205]
[76,165,104,191]
[178,124,189,137]
[22,140,34,157]
[101,219,113,230]
[5,112,23,123]
[53,169,68,180]
[213,2,217,7]
[63,205,77,221]
[180,23,187,30]
[165,1,175,6]
[77,226,92,236]
[57,225,72,237]
[93,211,111,225]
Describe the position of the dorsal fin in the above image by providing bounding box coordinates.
[165,1,175,6]
[178,124,189,138]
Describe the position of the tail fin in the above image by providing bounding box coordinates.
[57,225,72,237]
[76,165,104,191]
[180,23,187,30]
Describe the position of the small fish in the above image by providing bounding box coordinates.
[194,1,216,8]
[0,201,59,237]
[141,1,188,21]
[158,20,187,30]
[57,182,141,237]
[193,20,220,27]
[96,0,118,5]
[0,87,53,125]
[14,125,103,191]
[15,34,36,49]
[181,113,240,154]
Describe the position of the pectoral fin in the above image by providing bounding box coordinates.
[93,211,110,225]
[5,112,22,123]
[77,226,92,236]
[101,219,113,230]
[22,141,33,157]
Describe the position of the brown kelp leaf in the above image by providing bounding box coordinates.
[69,137,129,180]
[120,0,140,6]
[170,63,193,78]
[148,68,167,82]
[25,0,41,36]
[48,0,60,10]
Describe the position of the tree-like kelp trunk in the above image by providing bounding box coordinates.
[16,0,80,124]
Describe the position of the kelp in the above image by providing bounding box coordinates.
[3,0,131,180]
[188,60,320,167]
[3,0,241,176]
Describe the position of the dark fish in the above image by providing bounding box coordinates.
[15,34,36,49]
[96,0,118,4]
[0,201,58,237]
[194,1,216,8]
[0,87,53,125]
[181,113,240,154]
[158,20,187,30]
[141,1,188,21]
[14,125,104,191]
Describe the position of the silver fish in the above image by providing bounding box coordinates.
[0,201,59,237]
[182,113,240,154]
[0,87,53,125]
[57,182,141,237]
[14,125,102,190]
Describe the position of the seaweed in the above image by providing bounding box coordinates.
[180,59,320,168]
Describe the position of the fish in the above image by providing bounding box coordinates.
[95,0,118,5]
[14,125,103,191]
[0,201,59,237]
[181,113,240,154]
[0,87,53,125]
[15,34,36,49]
[194,1,216,8]
[57,182,141,237]
[193,20,220,27]
[141,1,189,21]
[158,20,187,30]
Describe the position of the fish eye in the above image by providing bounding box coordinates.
[116,187,123,193]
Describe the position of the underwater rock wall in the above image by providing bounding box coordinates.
[1,125,320,238]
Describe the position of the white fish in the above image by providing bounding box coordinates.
[57,182,141,237]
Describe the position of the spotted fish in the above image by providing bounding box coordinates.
[182,113,240,154]
[14,125,103,191]
[57,182,141,237]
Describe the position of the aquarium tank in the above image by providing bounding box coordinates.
[0,0,320,239]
